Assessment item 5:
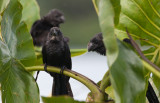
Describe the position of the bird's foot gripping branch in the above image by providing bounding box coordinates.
[26,65,105,102]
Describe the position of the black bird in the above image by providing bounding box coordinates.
[42,27,73,97]
[88,33,159,103]
[88,33,106,55]
[30,9,65,46]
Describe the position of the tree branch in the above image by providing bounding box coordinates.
[25,66,105,102]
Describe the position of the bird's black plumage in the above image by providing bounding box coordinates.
[88,33,106,55]
[88,33,159,103]
[30,9,65,46]
[42,27,73,96]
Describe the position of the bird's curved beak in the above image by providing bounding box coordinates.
[88,42,93,52]
[60,16,65,23]
[53,29,58,36]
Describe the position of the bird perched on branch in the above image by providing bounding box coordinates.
[42,27,73,97]
[30,9,65,46]
[87,33,159,103]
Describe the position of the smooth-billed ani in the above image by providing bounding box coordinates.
[88,33,106,55]
[87,33,159,103]
[30,9,65,46]
[42,27,73,97]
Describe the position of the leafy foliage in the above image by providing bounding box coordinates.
[1,0,160,102]
[114,0,160,98]
[115,0,160,66]
[0,0,39,103]
[93,0,149,102]
[0,0,9,13]
[109,40,147,103]
[20,0,40,30]
[105,85,115,100]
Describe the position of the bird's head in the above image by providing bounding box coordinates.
[48,27,63,42]
[88,33,106,55]
[45,9,65,26]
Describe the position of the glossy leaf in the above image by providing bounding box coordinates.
[114,0,160,97]
[0,0,9,39]
[42,96,85,103]
[105,86,115,100]
[0,0,39,103]
[116,0,160,65]
[70,49,87,57]
[1,1,36,67]
[20,0,40,30]
[0,0,40,31]
[111,40,147,103]
[0,0,9,13]
[94,0,147,103]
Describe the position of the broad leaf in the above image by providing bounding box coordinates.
[109,40,147,103]
[70,49,87,57]
[116,0,160,66]
[1,0,36,67]
[0,0,9,39]
[0,0,9,13]
[0,0,39,103]
[42,96,85,103]
[93,0,147,103]
[114,0,160,97]
[105,86,115,100]
[0,0,40,31]
[20,0,40,30]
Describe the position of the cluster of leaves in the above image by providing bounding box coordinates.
[0,0,160,103]
[0,0,87,103]
[93,0,160,103]
[0,0,40,102]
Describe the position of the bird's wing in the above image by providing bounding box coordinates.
[63,43,72,70]
[42,45,47,64]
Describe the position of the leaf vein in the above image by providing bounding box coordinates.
[148,0,160,18]
[115,29,159,47]
[132,0,160,33]
[123,14,160,41]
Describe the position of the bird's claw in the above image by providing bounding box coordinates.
[60,66,66,75]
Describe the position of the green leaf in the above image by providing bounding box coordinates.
[94,0,147,103]
[105,86,115,100]
[42,96,85,103]
[98,0,119,66]
[152,75,160,96]
[116,0,160,66]
[114,0,160,98]
[92,0,100,14]
[20,0,40,30]
[110,40,147,103]
[0,0,9,39]
[0,0,39,103]
[70,49,87,57]
[0,0,9,13]
[1,1,36,67]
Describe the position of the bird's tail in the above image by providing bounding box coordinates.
[52,74,73,97]
[146,82,159,103]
